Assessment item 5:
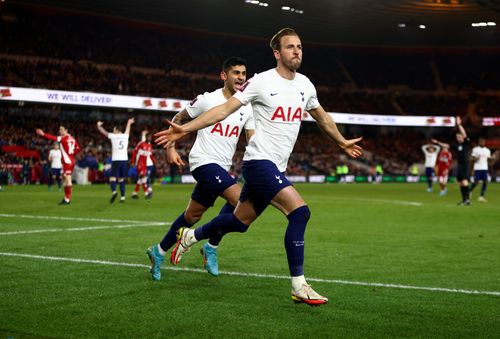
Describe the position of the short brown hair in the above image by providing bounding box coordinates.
[269,28,298,51]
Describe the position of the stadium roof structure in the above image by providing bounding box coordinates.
[6,0,500,46]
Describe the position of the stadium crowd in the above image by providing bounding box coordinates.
[1,5,499,185]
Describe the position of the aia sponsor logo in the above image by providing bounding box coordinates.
[271,106,302,122]
[210,123,240,137]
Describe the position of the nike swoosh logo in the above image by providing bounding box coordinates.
[270,93,278,96]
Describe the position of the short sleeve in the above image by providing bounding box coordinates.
[243,104,255,130]
[472,147,479,158]
[305,85,320,111]
[186,93,209,119]
[233,75,260,106]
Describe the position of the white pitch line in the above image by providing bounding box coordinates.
[357,198,422,206]
[341,198,422,206]
[0,222,168,236]
[0,252,498,297]
[0,213,162,224]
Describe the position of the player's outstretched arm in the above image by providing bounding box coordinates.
[456,116,467,138]
[166,145,185,167]
[96,121,109,137]
[163,109,194,148]
[125,118,135,135]
[161,110,192,165]
[308,105,363,158]
[36,129,57,141]
[154,97,242,146]
[172,109,194,126]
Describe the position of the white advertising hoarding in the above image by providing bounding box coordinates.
[1,86,461,127]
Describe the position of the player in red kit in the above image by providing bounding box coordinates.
[36,126,80,205]
[131,131,155,199]
[435,145,453,196]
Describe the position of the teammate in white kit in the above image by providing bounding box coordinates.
[470,138,492,202]
[421,143,440,192]
[147,57,258,278]
[97,118,134,203]
[155,28,362,305]
[48,143,62,191]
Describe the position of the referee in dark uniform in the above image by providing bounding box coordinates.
[432,116,471,205]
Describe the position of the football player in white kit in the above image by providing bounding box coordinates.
[147,57,261,278]
[421,143,440,192]
[97,118,134,203]
[470,138,492,202]
[48,142,63,191]
[155,28,362,305]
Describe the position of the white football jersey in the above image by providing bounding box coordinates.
[108,133,129,161]
[187,88,254,171]
[472,146,491,170]
[233,69,319,172]
[49,149,62,169]
[421,144,440,167]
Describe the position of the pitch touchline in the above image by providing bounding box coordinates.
[0,223,168,236]
[0,213,164,224]
[0,252,498,297]
[324,197,423,206]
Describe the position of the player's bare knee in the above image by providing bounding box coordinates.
[227,197,239,207]
[184,210,202,224]
[231,214,250,233]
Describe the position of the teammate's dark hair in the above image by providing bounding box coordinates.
[222,56,247,72]
[270,28,299,51]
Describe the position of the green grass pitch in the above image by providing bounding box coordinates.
[1,183,499,338]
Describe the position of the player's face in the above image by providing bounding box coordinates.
[479,138,485,147]
[59,127,67,136]
[221,65,247,93]
[276,35,302,71]
[456,133,464,143]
